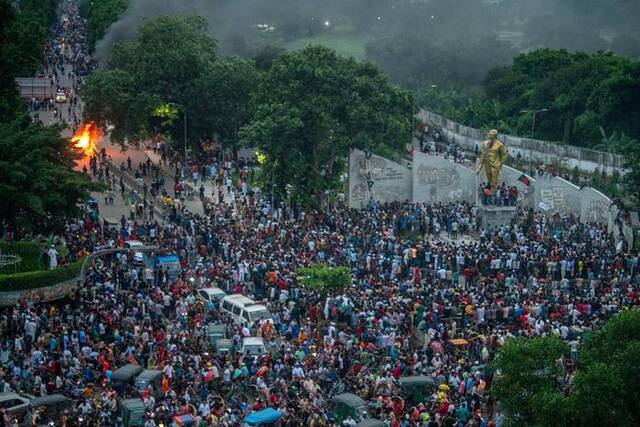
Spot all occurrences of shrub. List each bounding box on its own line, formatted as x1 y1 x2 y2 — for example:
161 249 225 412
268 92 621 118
0 241 45 273
0 258 84 291
296 263 351 294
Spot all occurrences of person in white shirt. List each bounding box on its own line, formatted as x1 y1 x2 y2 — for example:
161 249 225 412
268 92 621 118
48 245 58 270
292 364 305 379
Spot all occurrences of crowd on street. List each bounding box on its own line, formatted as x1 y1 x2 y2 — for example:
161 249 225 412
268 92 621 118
3 151 639 426
3 2 639 427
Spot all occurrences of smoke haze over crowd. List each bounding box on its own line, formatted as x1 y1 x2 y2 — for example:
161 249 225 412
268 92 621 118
96 0 640 86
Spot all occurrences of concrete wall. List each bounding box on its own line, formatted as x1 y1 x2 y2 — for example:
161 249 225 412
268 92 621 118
348 149 412 208
579 187 613 224
0 278 78 307
532 175 583 216
412 151 475 204
348 151 614 226
418 109 624 173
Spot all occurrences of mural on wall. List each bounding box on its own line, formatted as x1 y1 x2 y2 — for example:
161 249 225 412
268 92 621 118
412 151 475 204
349 150 613 225
579 188 612 224
533 176 582 216
348 149 412 208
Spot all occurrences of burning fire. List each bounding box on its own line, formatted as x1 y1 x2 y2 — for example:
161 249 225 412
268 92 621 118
71 121 101 157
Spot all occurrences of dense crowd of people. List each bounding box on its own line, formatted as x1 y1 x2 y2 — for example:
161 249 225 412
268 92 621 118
478 184 519 207
3 2 638 427
3 158 639 426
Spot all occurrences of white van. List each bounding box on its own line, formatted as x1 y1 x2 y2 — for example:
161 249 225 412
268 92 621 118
241 337 266 356
197 287 227 308
221 294 273 326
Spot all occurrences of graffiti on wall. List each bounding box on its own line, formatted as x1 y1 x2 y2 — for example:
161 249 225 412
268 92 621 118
349 150 411 207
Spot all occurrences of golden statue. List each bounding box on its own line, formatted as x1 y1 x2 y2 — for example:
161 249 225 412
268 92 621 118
476 129 508 188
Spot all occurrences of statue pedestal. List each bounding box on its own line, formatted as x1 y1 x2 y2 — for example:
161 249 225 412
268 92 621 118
479 205 517 229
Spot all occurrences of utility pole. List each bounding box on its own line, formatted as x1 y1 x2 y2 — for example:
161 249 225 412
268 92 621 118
521 108 548 175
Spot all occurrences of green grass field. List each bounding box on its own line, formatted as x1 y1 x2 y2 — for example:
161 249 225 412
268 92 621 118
283 33 370 59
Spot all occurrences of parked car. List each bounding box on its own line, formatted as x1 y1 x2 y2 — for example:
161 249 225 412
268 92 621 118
55 89 67 103
124 240 145 266
221 294 273 327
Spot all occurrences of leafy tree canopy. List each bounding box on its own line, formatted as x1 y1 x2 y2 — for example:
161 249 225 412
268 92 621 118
0 119 101 233
423 49 640 149
492 310 640 427
83 15 258 152
0 0 57 121
78 0 128 51
240 45 412 205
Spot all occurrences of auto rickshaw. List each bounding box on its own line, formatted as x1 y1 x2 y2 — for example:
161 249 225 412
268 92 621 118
243 408 283 426
329 393 369 423
398 376 436 406
135 369 163 399
112 364 144 395
119 398 145 427
215 338 235 355
30 394 72 425
207 324 227 346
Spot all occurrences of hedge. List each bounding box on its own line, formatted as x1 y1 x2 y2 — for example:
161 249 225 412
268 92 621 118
0 258 85 291
0 241 70 273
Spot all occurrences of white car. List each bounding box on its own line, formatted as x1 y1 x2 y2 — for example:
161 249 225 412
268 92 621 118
124 240 145 265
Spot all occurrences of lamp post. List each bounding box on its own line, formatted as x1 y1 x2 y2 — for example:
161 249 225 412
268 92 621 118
521 108 548 175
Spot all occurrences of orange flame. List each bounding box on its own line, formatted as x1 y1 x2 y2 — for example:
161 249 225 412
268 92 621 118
71 121 101 157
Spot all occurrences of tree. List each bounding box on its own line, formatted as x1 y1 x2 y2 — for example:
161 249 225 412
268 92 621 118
0 119 101 233
570 309 640 426
622 135 640 204
240 45 412 205
296 264 351 295
78 0 128 51
479 49 640 147
492 310 640 427
110 15 216 103
0 0 58 122
491 336 570 426
186 57 259 151
82 15 219 148
82 69 140 143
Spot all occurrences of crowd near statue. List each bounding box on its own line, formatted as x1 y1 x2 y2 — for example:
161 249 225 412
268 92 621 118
475 129 508 188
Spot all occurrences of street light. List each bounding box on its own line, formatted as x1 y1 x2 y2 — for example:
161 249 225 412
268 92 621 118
521 108 548 175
